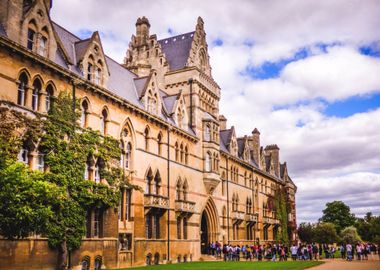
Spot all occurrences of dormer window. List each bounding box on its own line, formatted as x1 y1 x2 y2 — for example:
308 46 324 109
204 124 211 141
38 36 47 56
27 28 35 50
95 67 101 85
87 63 93 81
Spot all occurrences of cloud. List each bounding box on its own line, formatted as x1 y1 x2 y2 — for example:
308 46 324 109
50 0 380 222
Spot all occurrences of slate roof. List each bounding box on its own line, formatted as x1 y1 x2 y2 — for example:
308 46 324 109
158 31 194 71
162 93 179 115
220 129 233 150
133 76 149 98
75 39 91 63
237 138 245 157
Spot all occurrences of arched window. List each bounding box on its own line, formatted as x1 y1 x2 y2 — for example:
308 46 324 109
100 109 108 135
81 257 90 270
183 180 188 201
45 84 54 112
27 20 37 50
176 178 182 200
17 72 28 106
32 78 42 111
87 55 94 81
205 152 211 172
222 206 227 227
184 145 189 165
94 158 104 184
81 100 89 128
180 143 184 163
204 124 211 141
175 142 179 162
95 60 103 85
38 27 49 57
144 127 149 151
94 256 102 270
126 142 132 169
145 169 153 194
157 133 162 156
153 172 161 195
84 162 90 180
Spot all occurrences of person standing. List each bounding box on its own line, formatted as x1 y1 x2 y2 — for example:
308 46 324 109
291 244 298 261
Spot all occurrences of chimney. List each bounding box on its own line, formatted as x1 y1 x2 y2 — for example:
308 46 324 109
219 115 227 130
264 144 280 177
135 16 150 47
250 128 260 167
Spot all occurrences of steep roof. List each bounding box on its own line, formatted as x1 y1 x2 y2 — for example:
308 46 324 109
237 137 245 157
158 31 195 71
0 23 6 37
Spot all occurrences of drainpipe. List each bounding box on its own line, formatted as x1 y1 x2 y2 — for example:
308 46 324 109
166 126 171 262
71 80 76 124
188 78 193 130
226 157 230 244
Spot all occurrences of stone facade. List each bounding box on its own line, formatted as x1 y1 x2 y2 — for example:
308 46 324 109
0 1 297 269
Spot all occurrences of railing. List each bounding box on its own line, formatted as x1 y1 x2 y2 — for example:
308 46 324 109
144 194 169 209
175 200 196 212
263 217 280 225
245 213 258 223
231 211 245 220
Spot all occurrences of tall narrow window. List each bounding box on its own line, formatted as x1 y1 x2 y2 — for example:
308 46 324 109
125 189 131 221
18 148 29 165
87 63 93 81
45 85 54 112
154 215 160 239
154 172 161 195
183 180 188 201
38 36 47 56
81 100 89 128
205 152 211 172
144 128 149 151
93 209 101 237
17 73 28 106
125 143 132 169
84 162 90 180
100 109 108 136
32 79 41 111
36 153 44 172
176 179 182 201
185 146 189 165
183 218 188 239
94 164 100 183
157 133 162 156
27 28 35 50
177 217 182 239
204 125 211 141
180 143 184 163
175 142 179 162
95 67 101 85
146 214 152 239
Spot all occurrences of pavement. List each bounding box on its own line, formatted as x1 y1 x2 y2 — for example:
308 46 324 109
310 258 380 270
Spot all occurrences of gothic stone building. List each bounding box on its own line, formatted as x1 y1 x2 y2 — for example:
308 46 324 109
0 1 297 269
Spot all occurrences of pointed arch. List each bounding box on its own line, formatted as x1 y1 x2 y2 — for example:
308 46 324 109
144 125 150 151
176 177 183 200
145 167 154 194
200 197 220 253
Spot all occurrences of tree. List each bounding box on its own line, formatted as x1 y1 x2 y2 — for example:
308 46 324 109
275 187 289 245
356 212 380 243
313 222 339 244
0 93 135 270
297 222 314 243
320 201 355 233
340 226 362 244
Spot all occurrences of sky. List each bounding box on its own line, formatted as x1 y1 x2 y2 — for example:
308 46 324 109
51 0 380 223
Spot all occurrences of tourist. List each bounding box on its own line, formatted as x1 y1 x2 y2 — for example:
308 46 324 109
346 243 353 261
290 243 298 261
340 244 346 259
312 243 319 260
356 243 362 260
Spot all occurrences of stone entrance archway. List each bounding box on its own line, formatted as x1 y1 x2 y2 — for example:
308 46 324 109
200 198 219 254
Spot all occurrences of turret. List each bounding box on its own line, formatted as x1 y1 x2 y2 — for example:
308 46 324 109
249 128 261 167
135 16 150 47
219 115 227 130
264 144 280 177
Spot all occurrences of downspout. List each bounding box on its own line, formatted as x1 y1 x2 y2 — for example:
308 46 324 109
188 78 193 130
166 126 171 262
226 157 230 244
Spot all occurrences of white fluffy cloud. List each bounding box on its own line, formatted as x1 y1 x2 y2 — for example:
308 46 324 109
51 0 380 222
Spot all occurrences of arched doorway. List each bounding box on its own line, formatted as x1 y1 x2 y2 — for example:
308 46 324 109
200 198 219 254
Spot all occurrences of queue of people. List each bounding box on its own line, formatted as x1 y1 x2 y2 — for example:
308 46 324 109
205 241 380 262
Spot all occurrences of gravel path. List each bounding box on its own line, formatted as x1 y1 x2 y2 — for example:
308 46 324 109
310 258 380 270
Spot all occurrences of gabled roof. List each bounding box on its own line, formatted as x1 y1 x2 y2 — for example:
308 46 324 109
133 76 149 98
237 137 245 158
75 38 91 62
162 92 180 115
158 31 195 71
220 128 233 150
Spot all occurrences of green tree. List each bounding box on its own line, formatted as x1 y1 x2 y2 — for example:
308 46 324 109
356 212 380 243
320 201 355 233
0 93 135 270
275 187 289 245
313 222 339 244
340 226 362 244
297 222 314 243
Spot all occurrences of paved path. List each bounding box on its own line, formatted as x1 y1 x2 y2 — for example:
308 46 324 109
311 259 380 270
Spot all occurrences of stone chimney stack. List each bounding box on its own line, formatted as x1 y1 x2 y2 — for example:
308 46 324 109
219 115 227 130
135 16 150 47
0 0 23 42
250 128 261 167
265 144 280 177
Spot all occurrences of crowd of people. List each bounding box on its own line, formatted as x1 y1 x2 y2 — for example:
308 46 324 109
205 241 380 262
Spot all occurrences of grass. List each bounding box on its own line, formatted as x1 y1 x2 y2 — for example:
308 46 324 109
116 261 324 270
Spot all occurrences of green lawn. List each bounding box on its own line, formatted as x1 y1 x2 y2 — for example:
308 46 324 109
117 261 324 270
